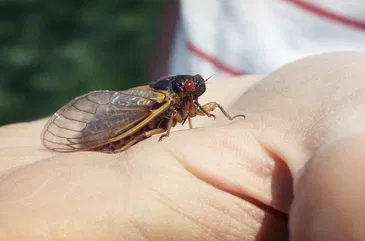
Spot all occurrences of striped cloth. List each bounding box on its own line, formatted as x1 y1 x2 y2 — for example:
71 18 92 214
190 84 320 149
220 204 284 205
168 0 365 77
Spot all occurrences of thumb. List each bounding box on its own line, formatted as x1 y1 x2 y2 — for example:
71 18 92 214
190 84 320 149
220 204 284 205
290 136 365 241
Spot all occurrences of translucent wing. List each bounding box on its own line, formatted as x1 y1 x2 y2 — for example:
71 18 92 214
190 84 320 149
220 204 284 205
41 87 166 152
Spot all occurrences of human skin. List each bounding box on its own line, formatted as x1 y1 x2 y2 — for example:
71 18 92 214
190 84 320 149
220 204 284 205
1 51 365 240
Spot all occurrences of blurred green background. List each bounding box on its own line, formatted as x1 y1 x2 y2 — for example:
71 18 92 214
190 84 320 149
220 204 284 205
0 0 164 126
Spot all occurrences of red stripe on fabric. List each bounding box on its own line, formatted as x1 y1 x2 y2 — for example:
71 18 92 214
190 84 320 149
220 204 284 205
186 41 246 76
285 0 365 31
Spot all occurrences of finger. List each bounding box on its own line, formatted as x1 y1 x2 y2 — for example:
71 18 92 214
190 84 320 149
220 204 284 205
290 136 365 241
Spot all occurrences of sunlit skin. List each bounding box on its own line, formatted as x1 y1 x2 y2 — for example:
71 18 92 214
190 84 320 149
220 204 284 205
1 51 365 240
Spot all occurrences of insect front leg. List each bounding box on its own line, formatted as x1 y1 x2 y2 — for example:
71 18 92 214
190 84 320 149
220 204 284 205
194 101 217 119
113 128 166 153
195 101 245 120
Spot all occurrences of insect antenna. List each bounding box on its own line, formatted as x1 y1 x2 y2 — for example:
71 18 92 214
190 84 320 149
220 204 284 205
205 74 215 83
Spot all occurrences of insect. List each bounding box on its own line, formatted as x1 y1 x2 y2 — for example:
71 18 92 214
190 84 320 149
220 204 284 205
41 74 245 153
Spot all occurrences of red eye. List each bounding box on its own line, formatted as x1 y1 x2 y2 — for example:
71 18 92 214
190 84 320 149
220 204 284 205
184 79 195 92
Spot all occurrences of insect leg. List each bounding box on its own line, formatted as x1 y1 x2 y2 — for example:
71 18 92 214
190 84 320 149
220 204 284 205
113 128 166 153
158 112 175 141
195 101 246 120
215 103 246 120
188 117 193 129
195 102 216 116
181 117 193 129
194 101 216 119
181 116 193 129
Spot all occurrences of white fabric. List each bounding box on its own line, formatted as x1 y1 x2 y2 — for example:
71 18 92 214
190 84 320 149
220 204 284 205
168 0 365 78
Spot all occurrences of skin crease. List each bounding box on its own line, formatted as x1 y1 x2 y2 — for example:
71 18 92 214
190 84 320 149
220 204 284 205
0 51 365 240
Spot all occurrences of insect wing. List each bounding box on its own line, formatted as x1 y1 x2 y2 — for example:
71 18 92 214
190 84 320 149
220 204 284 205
41 88 166 152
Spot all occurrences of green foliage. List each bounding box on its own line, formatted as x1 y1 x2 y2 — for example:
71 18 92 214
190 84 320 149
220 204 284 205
0 0 163 125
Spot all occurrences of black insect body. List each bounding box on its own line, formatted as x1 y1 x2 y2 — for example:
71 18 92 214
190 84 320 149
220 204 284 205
41 74 245 153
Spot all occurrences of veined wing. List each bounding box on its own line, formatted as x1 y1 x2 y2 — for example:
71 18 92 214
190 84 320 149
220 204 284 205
41 87 166 152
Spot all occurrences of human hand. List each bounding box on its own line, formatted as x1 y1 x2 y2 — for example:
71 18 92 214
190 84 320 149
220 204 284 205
1 51 365 241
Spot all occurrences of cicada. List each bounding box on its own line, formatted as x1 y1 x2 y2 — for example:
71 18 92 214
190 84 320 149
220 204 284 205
41 74 245 153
